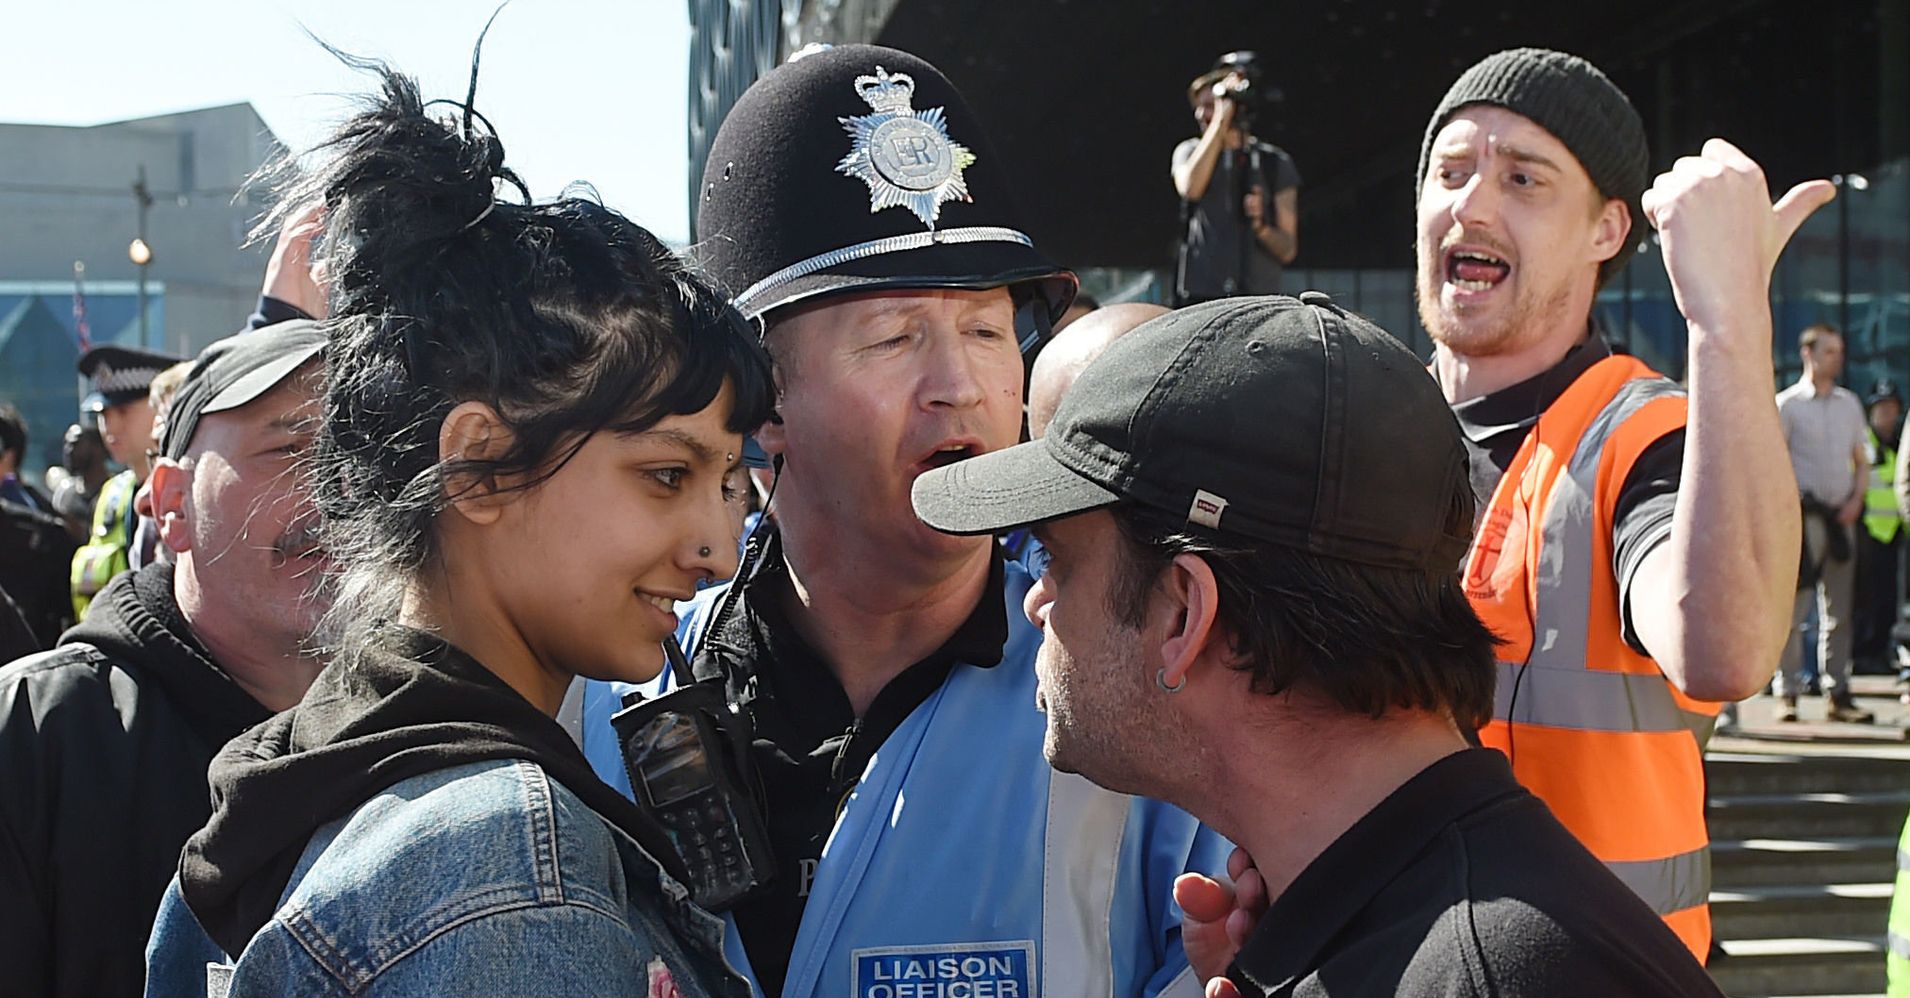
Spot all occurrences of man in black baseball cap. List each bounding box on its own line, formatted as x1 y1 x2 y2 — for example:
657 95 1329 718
580 43 1228 998
0 321 328 996
913 294 1722 997
157 320 326 462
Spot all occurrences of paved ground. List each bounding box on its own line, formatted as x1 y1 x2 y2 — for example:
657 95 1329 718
1713 675 1910 759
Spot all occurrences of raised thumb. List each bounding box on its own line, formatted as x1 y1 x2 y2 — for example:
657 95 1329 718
1773 180 1838 248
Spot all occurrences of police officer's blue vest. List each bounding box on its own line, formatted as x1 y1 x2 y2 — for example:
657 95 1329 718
582 561 1227 998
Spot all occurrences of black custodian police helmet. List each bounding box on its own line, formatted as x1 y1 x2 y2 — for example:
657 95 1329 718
693 44 1076 338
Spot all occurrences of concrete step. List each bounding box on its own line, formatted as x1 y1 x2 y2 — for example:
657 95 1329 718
1709 752 1910 797
1711 836 1900 888
1709 882 1894 939
1708 789 1910 842
1709 936 1887 997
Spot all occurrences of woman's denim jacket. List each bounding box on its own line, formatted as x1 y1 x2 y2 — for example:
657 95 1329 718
146 758 751 997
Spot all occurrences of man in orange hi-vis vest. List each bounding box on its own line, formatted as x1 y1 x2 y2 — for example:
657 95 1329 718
1412 48 1830 961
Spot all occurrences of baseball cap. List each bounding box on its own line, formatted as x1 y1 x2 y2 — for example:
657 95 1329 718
159 320 328 461
911 294 1474 572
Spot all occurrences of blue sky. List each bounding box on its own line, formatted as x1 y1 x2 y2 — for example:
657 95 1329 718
0 0 693 243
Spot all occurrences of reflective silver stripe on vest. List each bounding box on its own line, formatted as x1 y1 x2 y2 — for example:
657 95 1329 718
1683 706 1717 752
1890 931 1910 960
1495 660 1693 733
1605 845 1711 916
1507 374 1692 738
1040 769 1128 997
1495 657 1715 740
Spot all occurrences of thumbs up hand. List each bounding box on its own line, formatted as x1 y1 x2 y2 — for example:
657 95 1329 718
1642 139 1835 335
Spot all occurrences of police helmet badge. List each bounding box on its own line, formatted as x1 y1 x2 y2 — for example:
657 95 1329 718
835 67 977 228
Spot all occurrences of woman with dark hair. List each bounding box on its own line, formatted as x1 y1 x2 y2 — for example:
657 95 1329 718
144 61 770 997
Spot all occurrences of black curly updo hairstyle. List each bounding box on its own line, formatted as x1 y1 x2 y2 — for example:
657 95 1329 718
270 52 772 657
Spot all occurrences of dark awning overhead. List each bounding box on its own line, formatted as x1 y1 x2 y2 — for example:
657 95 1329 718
864 0 1892 270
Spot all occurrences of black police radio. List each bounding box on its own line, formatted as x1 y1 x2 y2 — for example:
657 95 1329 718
612 637 774 912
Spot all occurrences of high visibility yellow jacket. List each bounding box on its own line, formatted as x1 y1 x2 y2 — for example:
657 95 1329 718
70 468 137 619
1866 427 1900 544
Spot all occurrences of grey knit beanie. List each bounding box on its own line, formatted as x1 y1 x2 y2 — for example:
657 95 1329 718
1417 48 1650 285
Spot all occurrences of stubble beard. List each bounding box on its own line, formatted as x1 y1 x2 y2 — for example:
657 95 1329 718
1041 645 1173 799
1416 258 1573 359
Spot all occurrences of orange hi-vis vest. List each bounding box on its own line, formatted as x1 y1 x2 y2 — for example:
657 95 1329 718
1464 354 1717 961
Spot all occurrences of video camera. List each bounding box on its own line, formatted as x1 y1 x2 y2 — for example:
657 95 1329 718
1207 51 1280 128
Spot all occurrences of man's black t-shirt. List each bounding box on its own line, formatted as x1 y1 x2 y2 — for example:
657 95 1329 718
1225 749 1722 997
686 531 1007 995
1174 136 1300 298
1442 334 1683 653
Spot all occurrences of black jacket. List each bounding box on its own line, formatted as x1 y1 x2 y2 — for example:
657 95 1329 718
0 563 269 998
0 496 77 650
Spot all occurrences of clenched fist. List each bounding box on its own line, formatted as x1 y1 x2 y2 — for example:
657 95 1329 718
1641 139 1835 334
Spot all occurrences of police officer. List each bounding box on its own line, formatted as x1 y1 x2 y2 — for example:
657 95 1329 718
582 44 1228 998
1856 381 1904 678
70 344 182 617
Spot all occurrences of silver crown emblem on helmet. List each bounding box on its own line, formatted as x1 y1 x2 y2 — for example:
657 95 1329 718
835 66 977 228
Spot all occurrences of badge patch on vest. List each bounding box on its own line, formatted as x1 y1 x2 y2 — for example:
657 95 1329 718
836 66 977 228
852 941 1035 998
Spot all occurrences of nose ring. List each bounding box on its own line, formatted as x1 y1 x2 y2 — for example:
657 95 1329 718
698 545 712 558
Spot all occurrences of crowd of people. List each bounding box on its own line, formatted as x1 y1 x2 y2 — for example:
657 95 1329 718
0 35 1882 998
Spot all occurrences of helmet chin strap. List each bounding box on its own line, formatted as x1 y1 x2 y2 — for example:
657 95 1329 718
1016 294 1055 357
702 452 784 649
1017 293 1056 396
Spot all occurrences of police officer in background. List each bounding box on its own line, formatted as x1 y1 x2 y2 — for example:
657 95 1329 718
582 44 1229 998
70 344 182 618
1858 381 1905 676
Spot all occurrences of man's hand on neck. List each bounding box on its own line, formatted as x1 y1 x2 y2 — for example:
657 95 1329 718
778 530 996 717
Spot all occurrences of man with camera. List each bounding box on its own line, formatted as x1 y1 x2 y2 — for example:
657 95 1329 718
1172 52 1300 304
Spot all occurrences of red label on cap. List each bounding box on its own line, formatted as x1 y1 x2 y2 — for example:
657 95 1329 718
1188 490 1228 529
